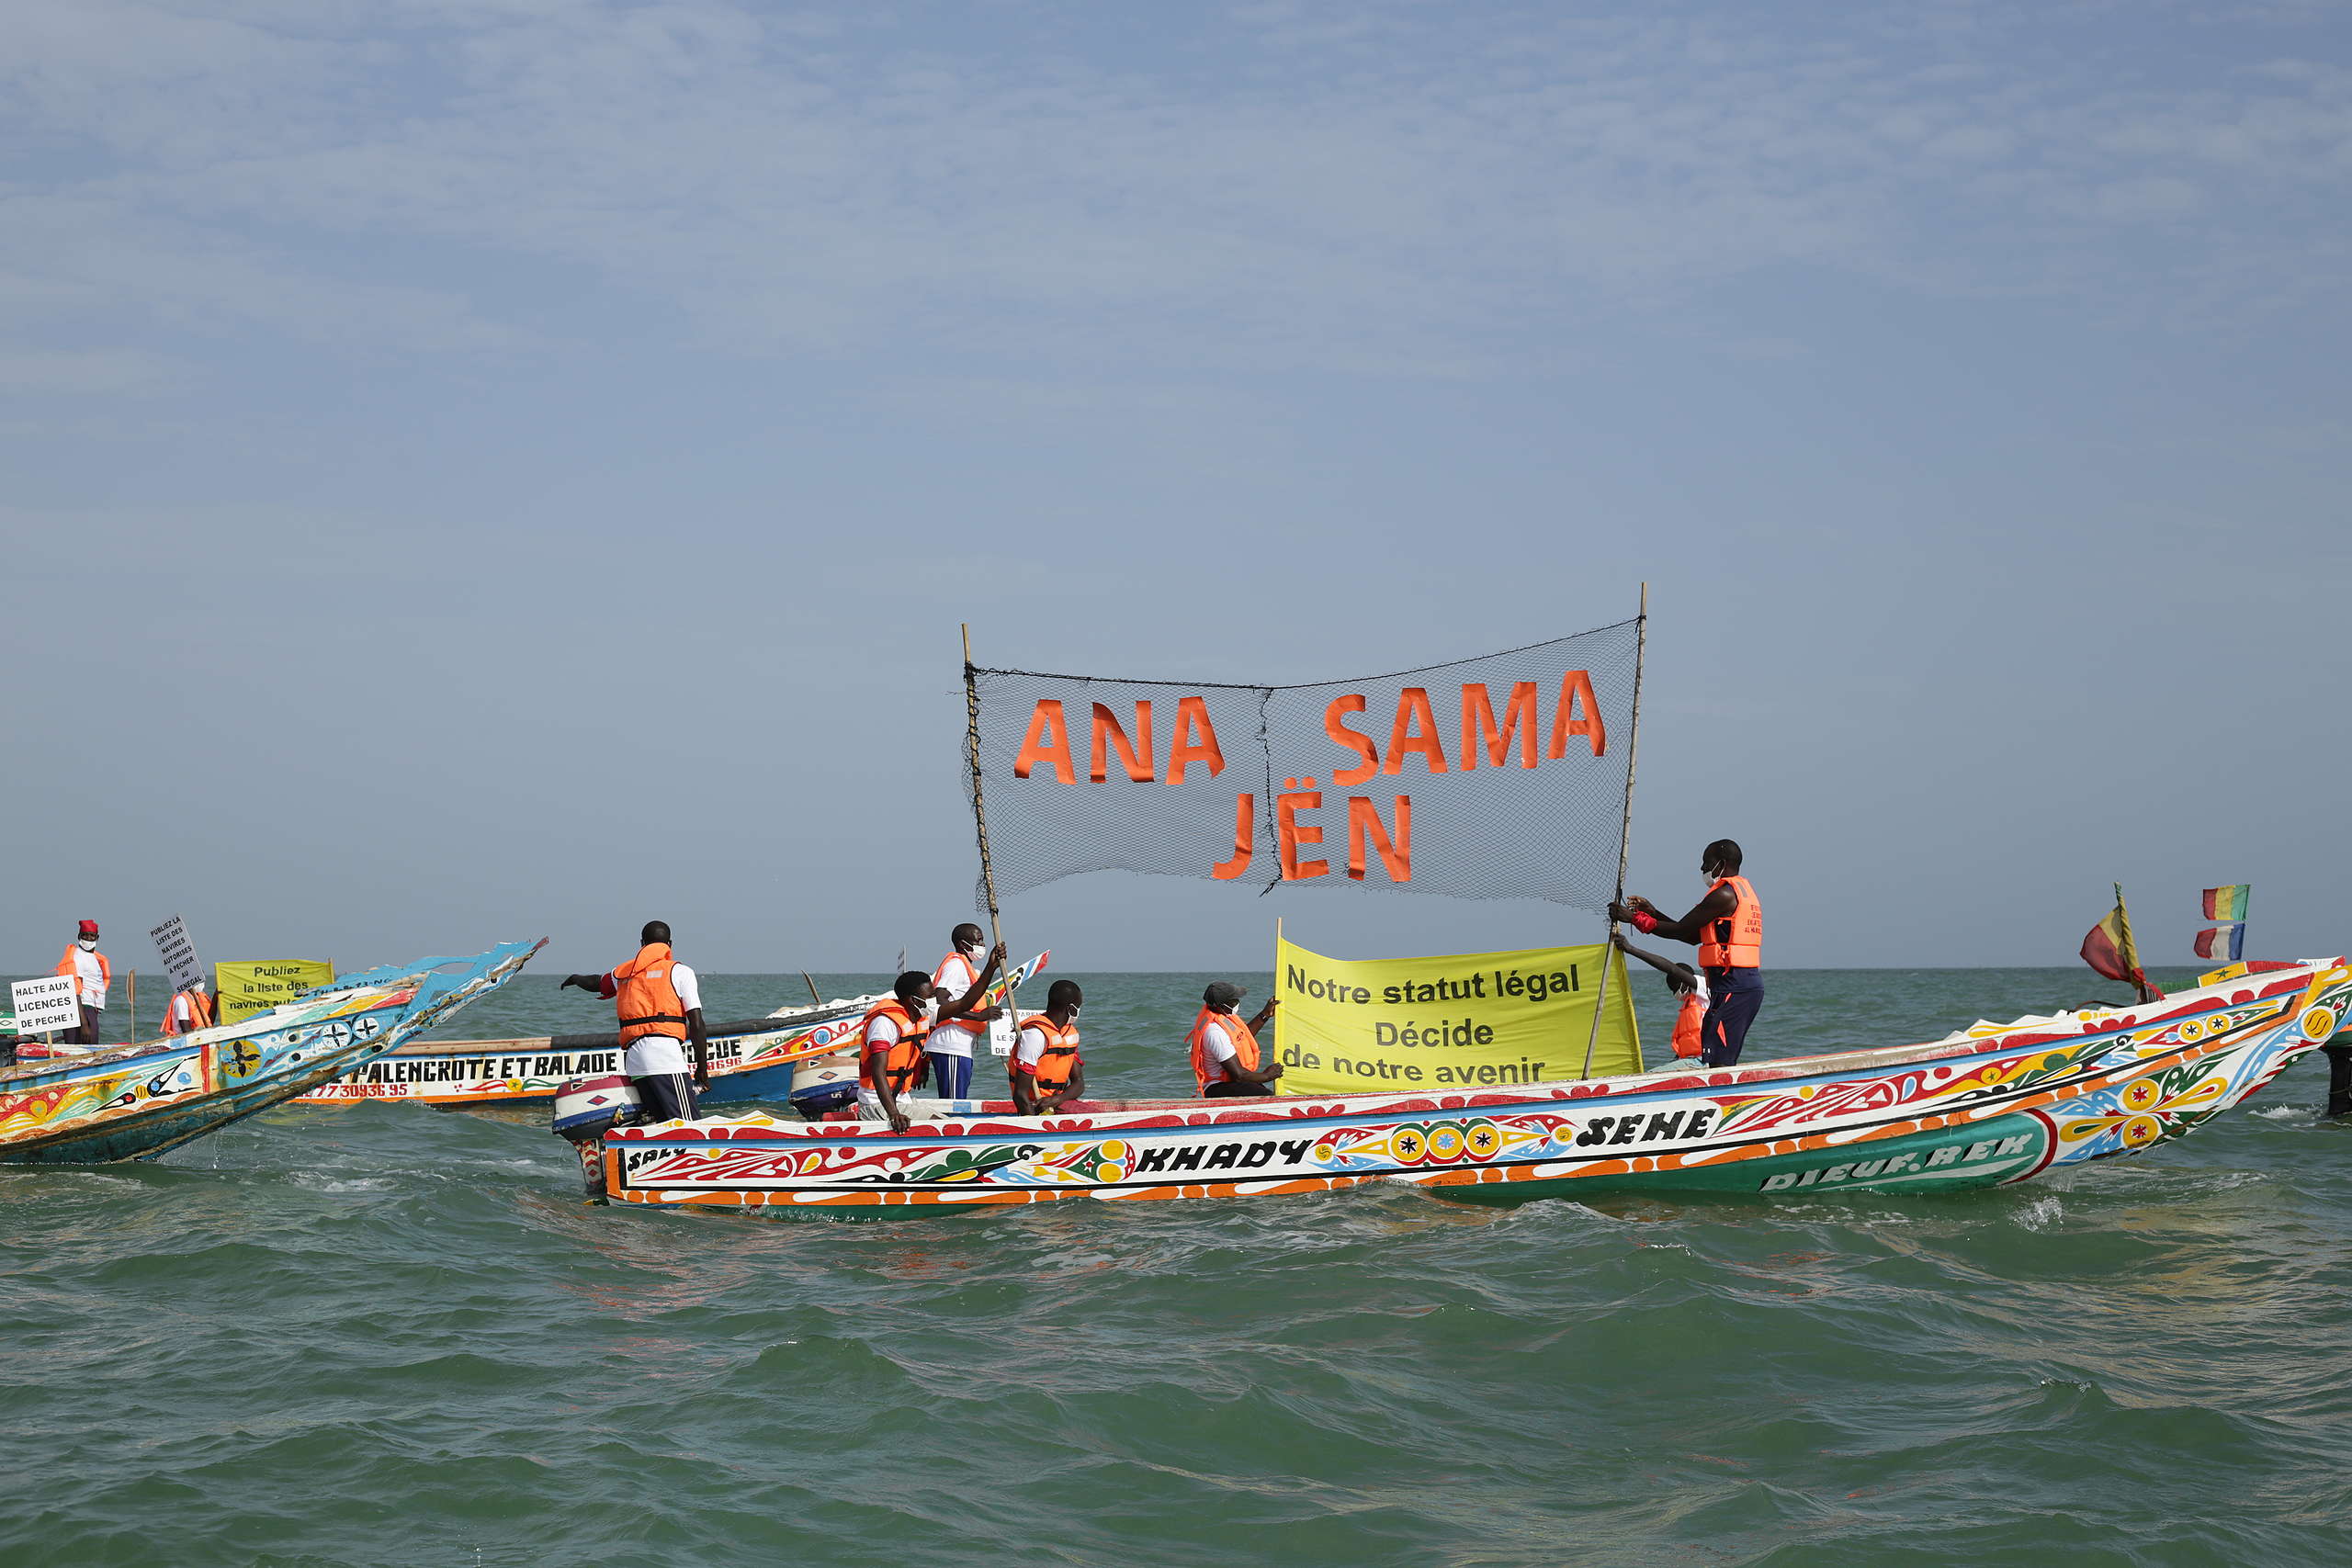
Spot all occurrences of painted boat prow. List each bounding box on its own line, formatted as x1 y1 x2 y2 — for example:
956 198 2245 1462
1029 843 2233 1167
572 957 2352 1213
1 940 545 1164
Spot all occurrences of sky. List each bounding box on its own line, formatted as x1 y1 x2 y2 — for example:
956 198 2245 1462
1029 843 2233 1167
4 0 2348 980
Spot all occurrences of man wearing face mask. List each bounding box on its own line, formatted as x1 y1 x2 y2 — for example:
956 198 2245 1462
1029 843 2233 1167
925 922 1006 1101
1010 979 1085 1115
53 920 112 1046
1610 839 1762 1068
1188 982 1283 1098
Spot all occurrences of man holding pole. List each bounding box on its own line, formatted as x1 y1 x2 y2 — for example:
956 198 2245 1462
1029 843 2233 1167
927 921 1006 1100
1611 839 1762 1068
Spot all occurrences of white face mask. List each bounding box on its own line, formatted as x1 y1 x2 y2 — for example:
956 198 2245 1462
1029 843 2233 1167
958 938 982 957
77 937 97 951
1068 1004 1081 1021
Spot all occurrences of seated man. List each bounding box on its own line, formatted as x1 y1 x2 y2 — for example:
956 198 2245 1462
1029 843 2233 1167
856 945 1004 1134
1188 982 1283 1098
1010 980 1084 1116
1612 932 1707 1066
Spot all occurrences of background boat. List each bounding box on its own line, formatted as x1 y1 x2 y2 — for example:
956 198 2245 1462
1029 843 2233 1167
0 941 542 1164
289 992 883 1113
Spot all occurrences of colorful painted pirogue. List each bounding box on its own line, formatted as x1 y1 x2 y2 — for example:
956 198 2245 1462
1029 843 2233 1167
291 996 884 1115
563 957 2347 1213
299 953 1049 1115
0 941 542 1164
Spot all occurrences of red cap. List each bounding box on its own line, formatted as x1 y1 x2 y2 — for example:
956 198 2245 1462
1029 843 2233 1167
77 919 98 937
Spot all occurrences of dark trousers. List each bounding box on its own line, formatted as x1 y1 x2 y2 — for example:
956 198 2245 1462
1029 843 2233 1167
631 1073 700 1124
1204 1080 1274 1099
2324 1043 2352 1120
1701 968 1764 1067
928 1052 974 1099
73 1005 104 1046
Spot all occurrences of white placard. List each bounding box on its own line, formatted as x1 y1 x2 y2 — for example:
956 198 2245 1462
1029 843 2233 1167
988 1015 1016 1057
10 976 81 1036
150 914 205 995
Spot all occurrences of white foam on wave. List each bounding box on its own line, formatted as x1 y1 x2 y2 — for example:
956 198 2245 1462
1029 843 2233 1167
2252 1105 2310 1122
2014 1196 2064 1230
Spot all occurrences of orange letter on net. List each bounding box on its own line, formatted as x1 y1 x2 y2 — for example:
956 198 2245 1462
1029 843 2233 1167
1324 694 1380 788
1166 696 1226 784
1462 682 1540 770
1212 793 1255 879
1014 700 1077 783
1546 670 1607 759
1383 687 1450 775
1347 795 1412 883
1277 786 1329 880
1090 701 1156 783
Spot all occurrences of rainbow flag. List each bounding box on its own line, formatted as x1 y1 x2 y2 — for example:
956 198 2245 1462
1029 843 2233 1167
2201 885 2250 922
2193 925 2245 962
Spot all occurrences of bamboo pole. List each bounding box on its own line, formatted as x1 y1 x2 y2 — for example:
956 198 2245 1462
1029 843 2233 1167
962 625 1016 1039
127 969 136 1043
1581 583 1648 1079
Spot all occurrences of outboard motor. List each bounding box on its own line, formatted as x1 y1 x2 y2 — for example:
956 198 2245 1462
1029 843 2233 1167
552 1074 639 1200
2324 1037 2352 1120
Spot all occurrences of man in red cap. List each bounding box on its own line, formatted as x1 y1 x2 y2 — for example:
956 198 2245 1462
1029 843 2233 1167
54 920 113 1045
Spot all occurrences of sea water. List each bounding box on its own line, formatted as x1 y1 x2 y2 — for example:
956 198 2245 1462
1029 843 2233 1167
4 967 2347 1568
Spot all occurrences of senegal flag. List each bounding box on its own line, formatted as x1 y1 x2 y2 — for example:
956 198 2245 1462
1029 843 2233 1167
2081 884 2164 1000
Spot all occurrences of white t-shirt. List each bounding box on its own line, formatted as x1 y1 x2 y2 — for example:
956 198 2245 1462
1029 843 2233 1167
168 992 198 1028
1197 1018 1240 1081
620 962 700 1078
1013 1022 1051 1071
70 947 108 1010
928 952 983 1055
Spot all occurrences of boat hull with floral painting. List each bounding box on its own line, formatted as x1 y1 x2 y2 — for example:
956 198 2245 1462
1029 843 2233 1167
560 958 2348 1213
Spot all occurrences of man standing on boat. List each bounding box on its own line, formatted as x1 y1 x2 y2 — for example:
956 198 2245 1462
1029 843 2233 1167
859 946 1005 1132
926 922 1006 1101
1611 839 1763 1068
1010 980 1085 1115
53 919 111 1045
1189 983 1283 1098
559 921 709 1124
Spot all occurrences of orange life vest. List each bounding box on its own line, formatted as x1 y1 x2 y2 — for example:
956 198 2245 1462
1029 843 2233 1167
1188 1007 1261 1094
54 946 111 1001
612 943 690 1046
860 998 932 1096
1696 875 1761 969
1671 988 1705 1058
162 987 215 1038
1012 1013 1082 1093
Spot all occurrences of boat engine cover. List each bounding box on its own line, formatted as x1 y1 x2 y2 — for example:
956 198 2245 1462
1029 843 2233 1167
553 1074 639 1140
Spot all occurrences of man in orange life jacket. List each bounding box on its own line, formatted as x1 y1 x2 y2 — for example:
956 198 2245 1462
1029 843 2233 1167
927 922 1007 1100
1611 839 1763 1068
560 920 709 1124
54 919 111 1045
1611 932 1708 1065
1010 979 1085 1115
1189 982 1283 1098
161 978 215 1038
858 944 1006 1133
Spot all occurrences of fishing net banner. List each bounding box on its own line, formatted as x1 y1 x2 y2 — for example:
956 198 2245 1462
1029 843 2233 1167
966 619 1641 909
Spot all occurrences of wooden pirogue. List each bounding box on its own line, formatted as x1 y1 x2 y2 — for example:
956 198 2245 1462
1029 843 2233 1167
1 941 542 1165
559 958 2348 1213
290 995 884 1116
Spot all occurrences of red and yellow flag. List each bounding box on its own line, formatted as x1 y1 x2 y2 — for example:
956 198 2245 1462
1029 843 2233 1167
2080 885 2163 999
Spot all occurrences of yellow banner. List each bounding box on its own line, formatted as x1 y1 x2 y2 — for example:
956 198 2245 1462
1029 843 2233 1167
1273 936 1641 1096
213 959 336 1025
